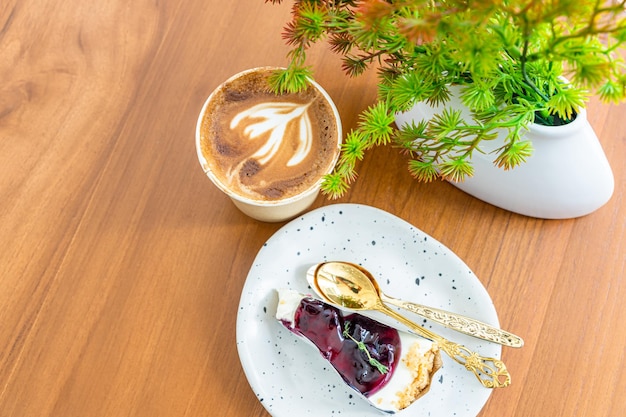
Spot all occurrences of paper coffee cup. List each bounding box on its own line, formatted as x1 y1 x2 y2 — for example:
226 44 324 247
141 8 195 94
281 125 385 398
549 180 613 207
196 67 342 222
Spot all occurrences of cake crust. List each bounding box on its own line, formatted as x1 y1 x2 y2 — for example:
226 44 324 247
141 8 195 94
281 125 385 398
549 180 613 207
393 341 443 410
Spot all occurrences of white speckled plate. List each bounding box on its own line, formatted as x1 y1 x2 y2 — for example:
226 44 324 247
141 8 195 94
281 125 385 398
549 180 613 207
236 203 500 416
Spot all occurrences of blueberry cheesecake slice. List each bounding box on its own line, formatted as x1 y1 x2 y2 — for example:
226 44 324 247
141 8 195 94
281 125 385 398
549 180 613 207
276 289 442 413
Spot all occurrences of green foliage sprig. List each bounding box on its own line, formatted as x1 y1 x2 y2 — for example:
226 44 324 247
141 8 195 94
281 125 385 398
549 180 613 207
342 321 389 374
265 0 626 198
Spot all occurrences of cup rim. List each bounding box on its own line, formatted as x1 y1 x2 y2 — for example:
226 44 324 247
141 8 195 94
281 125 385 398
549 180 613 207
195 66 343 207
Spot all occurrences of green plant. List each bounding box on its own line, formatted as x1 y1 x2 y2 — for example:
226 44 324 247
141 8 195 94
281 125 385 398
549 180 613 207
265 0 626 198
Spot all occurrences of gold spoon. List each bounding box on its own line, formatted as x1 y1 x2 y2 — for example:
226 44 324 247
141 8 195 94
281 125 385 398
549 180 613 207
307 262 511 388
308 261 523 348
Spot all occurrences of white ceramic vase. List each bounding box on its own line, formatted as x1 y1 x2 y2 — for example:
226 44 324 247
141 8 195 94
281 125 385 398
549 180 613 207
395 90 615 219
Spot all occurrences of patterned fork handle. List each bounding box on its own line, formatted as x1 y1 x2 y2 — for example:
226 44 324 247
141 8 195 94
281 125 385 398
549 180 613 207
377 300 512 388
380 292 524 348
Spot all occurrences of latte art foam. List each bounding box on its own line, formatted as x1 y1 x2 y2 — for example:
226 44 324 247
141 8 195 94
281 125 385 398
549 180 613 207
230 101 313 167
198 69 339 201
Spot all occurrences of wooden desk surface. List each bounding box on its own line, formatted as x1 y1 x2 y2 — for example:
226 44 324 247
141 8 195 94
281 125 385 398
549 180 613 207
1 1 624 416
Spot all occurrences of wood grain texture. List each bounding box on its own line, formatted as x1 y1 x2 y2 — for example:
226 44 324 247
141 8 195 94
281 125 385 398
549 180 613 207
1 1 624 416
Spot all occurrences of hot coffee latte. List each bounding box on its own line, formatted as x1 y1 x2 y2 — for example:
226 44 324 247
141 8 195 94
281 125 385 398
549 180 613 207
197 67 340 202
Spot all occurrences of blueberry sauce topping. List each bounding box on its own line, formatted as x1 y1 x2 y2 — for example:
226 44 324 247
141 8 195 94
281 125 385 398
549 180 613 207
285 297 401 396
